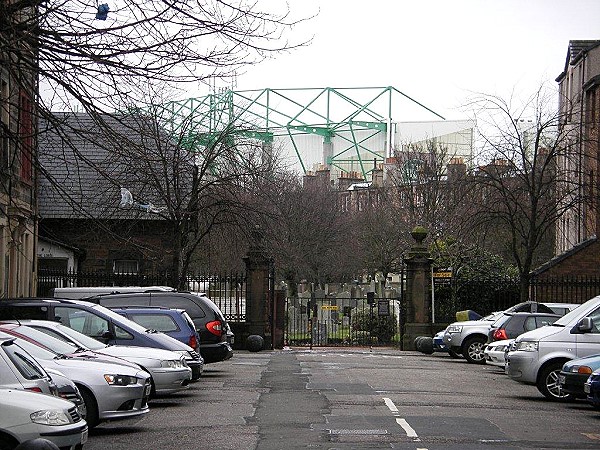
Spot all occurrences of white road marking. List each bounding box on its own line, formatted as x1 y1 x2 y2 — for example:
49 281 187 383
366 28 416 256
384 397 399 414
396 418 419 439
383 398 421 442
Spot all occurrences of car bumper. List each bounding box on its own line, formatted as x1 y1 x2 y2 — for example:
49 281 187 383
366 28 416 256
506 351 538 384
97 376 152 422
558 371 589 398
485 350 506 368
442 332 462 350
200 342 233 364
13 422 87 450
151 367 192 395
585 377 600 407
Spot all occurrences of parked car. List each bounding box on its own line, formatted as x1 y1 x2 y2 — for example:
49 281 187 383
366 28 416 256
0 330 151 428
487 312 561 342
45 368 87 419
484 339 514 368
507 295 600 400
10 319 195 395
52 286 175 298
86 291 233 363
0 298 204 379
558 354 600 399
585 369 600 409
0 388 87 450
109 306 200 353
0 337 57 396
442 301 557 364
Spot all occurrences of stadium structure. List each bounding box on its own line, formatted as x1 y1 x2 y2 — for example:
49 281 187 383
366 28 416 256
152 86 475 183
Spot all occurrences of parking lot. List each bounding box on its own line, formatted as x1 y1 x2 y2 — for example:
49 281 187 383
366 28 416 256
84 348 600 450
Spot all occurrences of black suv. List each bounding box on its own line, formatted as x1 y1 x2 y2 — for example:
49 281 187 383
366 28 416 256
86 291 233 364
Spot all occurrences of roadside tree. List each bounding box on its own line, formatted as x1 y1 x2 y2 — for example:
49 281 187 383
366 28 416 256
464 87 583 301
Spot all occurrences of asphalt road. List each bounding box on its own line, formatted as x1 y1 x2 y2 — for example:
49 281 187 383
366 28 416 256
84 348 600 449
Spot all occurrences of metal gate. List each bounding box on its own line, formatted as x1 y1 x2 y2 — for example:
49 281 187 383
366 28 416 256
284 296 406 347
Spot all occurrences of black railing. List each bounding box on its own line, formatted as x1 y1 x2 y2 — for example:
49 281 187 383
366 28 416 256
37 269 247 322
529 275 600 304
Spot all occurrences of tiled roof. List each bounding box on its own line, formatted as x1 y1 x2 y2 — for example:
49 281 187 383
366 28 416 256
531 235 598 276
38 112 186 220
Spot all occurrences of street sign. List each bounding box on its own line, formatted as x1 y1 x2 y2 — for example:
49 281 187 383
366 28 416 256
321 305 339 311
377 300 390 316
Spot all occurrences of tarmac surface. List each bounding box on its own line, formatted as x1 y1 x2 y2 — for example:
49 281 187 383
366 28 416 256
85 347 600 449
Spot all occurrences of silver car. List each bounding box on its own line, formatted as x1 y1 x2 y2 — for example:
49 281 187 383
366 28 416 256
0 331 151 429
14 320 193 396
0 337 56 395
0 388 87 450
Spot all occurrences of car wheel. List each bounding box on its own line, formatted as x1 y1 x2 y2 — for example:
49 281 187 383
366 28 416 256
79 386 100 428
448 348 462 359
462 336 487 364
536 362 573 401
0 434 18 450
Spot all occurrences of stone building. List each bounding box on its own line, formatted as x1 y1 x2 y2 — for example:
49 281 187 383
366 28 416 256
0 8 38 297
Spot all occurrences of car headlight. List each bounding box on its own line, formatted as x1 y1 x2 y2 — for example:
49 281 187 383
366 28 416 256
516 341 539 352
446 325 463 333
104 374 138 386
569 365 593 375
161 359 185 369
30 410 72 425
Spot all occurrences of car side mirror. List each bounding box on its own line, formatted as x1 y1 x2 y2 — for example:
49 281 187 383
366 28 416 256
577 317 593 333
97 330 114 343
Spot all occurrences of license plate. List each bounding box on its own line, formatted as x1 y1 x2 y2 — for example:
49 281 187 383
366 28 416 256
558 374 565 385
584 383 591 394
81 428 88 445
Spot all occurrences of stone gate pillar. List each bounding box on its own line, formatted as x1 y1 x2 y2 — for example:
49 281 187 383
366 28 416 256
243 226 274 350
403 226 434 349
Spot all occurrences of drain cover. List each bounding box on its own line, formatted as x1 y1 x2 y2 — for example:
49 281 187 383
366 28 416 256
328 429 388 435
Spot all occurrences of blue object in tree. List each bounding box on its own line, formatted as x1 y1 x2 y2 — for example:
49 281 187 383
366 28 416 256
96 3 109 20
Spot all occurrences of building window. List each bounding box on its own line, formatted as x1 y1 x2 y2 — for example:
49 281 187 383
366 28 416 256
1 76 9 168
113 259 139 275
18 91 32 182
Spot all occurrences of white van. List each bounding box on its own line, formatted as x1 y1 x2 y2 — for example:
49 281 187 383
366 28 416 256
51 286 175 299
507 297 600 400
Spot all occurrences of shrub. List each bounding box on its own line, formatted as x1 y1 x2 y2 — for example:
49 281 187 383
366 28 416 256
351 308 397 344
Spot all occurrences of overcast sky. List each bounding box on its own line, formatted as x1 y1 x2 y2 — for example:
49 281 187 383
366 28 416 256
233 0 600 120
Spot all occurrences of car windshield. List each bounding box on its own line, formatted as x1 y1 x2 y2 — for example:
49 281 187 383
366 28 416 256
553 300 589 326
33 323 106 351
491 313 511 327
0 332 58 360
10 326 79 355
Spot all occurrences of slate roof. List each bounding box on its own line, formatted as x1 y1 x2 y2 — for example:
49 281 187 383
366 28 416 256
556 40 600 82
38 112 189 220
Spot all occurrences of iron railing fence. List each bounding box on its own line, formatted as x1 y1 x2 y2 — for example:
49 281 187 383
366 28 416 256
285 296 406 348
529 276 600 305
37 269 247 322
433 278 521 324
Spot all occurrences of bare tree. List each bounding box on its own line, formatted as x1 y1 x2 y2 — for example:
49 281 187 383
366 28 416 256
38 106 278 288
256 172 358 291
2 0 311 115
463 87 583 301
